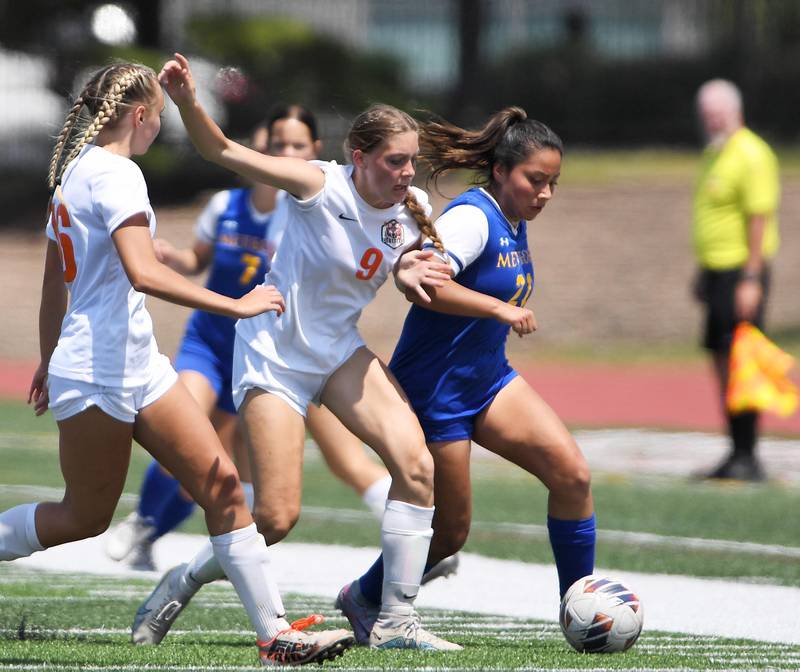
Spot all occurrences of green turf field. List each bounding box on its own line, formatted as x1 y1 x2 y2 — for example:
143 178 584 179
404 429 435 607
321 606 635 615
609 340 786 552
2 566 799 670
0 568 800 670
2 400 798 587
2 398 800 669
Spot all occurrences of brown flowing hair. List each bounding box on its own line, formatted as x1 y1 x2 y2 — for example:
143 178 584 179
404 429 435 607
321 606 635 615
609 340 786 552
419 106 563 193
345 104 446 255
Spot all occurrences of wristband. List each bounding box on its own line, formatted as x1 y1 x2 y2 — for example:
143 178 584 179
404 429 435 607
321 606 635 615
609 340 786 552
740 270 761 282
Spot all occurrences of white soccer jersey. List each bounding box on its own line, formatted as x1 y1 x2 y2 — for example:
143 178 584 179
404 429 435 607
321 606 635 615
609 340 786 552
235 160 428 376
46 144 159 387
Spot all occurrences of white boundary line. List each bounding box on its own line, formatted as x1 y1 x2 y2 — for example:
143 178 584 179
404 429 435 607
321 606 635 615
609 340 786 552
302 505 800 559
11 532 800 645
4 488 799 560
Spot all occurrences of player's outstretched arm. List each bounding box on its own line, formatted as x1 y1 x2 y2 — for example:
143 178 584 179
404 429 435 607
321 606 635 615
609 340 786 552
153 238 213 276
113 215 284 318
159 53 323 200
410 278 537 337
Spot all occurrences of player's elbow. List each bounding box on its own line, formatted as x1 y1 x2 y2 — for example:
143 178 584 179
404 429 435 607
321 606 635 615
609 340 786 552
126 264 160 295
205 139 237 166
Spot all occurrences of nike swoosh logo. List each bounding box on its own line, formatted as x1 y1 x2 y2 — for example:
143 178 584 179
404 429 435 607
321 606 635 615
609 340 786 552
402 592 418 600
338 213 358 222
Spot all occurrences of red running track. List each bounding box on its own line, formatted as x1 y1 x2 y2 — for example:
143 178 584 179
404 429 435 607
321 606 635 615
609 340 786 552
3 359 799 436
518 362 800 436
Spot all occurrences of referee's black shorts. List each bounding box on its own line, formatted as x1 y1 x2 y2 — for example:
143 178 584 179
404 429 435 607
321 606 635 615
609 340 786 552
696 266 770 353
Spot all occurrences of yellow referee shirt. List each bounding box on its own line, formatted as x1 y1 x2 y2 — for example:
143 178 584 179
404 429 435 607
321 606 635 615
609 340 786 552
693 127 780 270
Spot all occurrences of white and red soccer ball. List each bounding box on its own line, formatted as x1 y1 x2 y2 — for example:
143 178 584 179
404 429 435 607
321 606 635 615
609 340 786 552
559 575 643 653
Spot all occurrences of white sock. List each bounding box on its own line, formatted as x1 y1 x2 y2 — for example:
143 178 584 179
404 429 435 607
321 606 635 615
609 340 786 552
211 522 289 640
184 540 224 585
184 482 256 586
380 499 433 613
362 474 392 520
0 503 44 561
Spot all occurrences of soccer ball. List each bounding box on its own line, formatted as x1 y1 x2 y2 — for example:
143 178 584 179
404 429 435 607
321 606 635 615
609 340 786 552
559 575 643 653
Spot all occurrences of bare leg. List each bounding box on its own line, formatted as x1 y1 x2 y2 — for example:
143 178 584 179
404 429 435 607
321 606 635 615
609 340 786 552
474 376 594 597
36 407 134 548
239 389 306 544
425 440 472 565
320 348 432 507
134 380 250 535
307 403 389 495
474 376 592 519
323 348 444 640
132 380 290 644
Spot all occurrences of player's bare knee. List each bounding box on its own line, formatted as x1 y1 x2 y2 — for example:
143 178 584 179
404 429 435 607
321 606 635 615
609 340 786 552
216 463 243 497
568 457 592 499
393 446 434 502
550 456 592 503
436 523 470 557
203 464 246 510
69 508 114 540
252 506 299 545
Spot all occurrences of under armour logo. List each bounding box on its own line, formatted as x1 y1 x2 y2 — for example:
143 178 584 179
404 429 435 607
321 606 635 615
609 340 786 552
499 237 510 247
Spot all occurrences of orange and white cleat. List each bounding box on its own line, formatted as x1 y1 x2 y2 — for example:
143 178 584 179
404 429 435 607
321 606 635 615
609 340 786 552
257 614 355 666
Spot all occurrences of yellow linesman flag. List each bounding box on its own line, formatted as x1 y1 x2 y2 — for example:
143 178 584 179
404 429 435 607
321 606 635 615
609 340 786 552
727 322 798 418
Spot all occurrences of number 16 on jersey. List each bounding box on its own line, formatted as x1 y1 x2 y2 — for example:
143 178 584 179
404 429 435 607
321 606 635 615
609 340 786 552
50 187 77 282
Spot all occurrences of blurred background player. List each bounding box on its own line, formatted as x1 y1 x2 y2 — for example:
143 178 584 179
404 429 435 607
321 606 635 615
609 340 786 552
0 61 354 666
338 108 596 645
692 79 781 482
105 104 395 570
133 53 459 652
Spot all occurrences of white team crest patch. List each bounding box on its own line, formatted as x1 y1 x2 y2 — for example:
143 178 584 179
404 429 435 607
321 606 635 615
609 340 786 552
381 219 404 249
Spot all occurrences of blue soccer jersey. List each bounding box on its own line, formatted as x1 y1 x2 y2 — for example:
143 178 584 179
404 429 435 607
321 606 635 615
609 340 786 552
389 187 534 441
181 188 279 368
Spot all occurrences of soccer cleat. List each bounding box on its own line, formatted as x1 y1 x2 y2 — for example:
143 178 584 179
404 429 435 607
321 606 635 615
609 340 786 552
421 553 460 585
258 614 355 666
369 610 462 651
131 563 199 645
700 454 766 482
105 511 155 562
334 580 379 646
126 540 156 571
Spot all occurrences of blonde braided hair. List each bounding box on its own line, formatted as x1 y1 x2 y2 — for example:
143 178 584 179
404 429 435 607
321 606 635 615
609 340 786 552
346 104 446 255
47 62 159 191
403 190 445 256
47 96 88 193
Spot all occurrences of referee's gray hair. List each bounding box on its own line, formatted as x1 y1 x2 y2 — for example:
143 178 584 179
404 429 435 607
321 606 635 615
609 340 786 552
696 79 743 114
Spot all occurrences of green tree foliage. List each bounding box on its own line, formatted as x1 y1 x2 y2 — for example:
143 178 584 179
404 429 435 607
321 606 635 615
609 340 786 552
186 14 414 134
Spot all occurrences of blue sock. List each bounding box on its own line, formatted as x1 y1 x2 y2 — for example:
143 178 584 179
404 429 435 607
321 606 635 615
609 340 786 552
153 489 196 540
358 555 438 606
137 461 179 526
547 513 596 599
358 556 384 605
